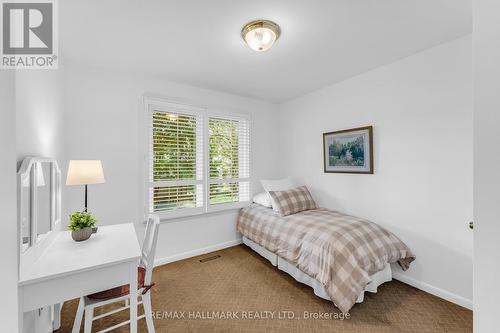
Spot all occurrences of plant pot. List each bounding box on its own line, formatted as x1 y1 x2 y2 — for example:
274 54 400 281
71 227 93 242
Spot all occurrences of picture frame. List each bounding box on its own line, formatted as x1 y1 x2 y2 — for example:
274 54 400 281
323 126 373 174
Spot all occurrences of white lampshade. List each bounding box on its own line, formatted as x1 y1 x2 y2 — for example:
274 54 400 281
66 160 105 185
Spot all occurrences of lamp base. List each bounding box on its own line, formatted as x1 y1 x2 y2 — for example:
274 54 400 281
84 184 88 212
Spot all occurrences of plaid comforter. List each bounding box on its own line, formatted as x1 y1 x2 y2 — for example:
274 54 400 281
237 204 415 313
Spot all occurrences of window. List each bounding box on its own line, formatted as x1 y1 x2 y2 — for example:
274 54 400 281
148 104 204 218
208 116 250 208
145 98 250 219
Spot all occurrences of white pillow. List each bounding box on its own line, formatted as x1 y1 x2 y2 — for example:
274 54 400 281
260 178 295 211
252 192 272 208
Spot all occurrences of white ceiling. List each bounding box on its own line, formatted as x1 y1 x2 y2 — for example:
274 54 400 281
60 0 471 103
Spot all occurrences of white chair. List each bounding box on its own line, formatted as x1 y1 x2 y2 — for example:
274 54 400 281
72 215 160 333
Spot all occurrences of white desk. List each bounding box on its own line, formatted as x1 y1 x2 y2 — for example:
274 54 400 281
19 223 141 332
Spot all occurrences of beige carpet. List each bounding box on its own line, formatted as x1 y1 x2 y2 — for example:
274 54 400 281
56 245 472 333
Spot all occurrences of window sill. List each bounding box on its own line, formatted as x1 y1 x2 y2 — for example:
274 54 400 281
146 201 250 224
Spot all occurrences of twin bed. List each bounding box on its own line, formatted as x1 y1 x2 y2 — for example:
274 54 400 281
237 187 415 313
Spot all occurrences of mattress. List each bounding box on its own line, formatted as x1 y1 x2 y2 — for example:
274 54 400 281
242 236 392 303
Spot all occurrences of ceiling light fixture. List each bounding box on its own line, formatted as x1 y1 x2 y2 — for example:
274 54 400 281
241 20 281 52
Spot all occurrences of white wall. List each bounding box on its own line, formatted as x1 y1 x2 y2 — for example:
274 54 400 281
16 70 66 164
278 36 473 308
15 69 66 332
0 72 19 332
64 63 281 262
473 1 500 331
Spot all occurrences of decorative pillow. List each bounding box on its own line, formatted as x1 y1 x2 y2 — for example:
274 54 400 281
260 178 295 211
268 186 317 216
252 192 272 208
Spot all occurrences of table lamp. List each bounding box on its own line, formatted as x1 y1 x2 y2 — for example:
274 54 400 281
66 160 105 212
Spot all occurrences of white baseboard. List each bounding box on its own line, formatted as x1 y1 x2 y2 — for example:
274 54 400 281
392 272 472 310
154 239 243 267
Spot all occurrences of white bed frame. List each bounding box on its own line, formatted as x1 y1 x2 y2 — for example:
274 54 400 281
242 236 392 304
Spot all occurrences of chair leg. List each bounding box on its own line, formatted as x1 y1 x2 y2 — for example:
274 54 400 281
84 305 93 333
72 298 84 333
142 292 155 333
53 303 62 330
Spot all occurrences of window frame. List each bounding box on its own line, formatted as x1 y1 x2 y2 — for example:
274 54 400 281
205 111 251 213
142 96 251 221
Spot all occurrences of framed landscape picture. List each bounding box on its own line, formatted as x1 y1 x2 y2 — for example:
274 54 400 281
323 126 373 174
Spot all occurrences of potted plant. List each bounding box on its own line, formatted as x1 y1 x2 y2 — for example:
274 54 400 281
69 211 97 241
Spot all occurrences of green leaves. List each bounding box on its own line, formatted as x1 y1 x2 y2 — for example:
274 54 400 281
150 111 247 210
152 112 197 181
152 111 198 210
209 118 239 179
209 118 240 204
68 211 97 231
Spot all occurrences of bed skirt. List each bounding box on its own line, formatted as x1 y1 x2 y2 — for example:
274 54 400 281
242 236 392 304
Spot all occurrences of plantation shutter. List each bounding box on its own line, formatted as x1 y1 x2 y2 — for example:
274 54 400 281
207 115 250 209
147 103 204 218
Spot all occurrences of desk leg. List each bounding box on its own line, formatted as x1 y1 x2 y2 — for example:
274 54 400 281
129 262 138 333
18 287 24 333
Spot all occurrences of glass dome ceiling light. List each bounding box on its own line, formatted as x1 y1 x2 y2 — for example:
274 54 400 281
241 20 281 52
